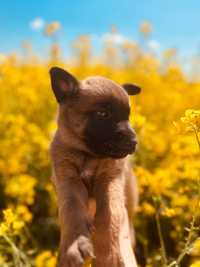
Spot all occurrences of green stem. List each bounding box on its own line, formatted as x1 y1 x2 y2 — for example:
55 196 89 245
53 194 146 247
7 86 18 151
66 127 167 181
176 216 195 266
2 234 32 267
2 234 21 266
155 209 168 267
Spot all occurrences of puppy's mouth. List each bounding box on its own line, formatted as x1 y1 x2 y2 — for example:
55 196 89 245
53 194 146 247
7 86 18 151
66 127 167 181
103 141 137 158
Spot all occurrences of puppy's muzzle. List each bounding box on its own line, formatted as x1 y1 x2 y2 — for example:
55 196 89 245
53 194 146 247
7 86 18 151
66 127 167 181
115 121 137 154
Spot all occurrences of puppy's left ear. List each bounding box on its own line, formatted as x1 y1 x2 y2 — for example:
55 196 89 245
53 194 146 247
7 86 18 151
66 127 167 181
122 83 141 95
49 67 79 103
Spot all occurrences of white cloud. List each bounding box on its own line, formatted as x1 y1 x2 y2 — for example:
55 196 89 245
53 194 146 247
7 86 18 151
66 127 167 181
101 33 129 45
30 17 45 30
147 40 160 51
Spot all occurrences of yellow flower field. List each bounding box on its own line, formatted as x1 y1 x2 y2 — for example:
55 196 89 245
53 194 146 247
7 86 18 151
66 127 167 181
0 29 200 267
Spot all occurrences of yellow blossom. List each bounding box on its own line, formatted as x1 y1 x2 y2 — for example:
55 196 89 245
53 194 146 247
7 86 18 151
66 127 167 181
16 205 32 222
0 223 9 236
161 208 176 217
12 221 25 231
5 175 37 205
35 251 57 267
140 203 155 215
181 109 200 132
139 21 153 36
190 260 200 267
3 209 15 224
190 239 200 256
44 22 61 36
0 208 26 235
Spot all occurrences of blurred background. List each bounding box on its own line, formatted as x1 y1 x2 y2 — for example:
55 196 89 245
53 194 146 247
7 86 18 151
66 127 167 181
1 1 200 267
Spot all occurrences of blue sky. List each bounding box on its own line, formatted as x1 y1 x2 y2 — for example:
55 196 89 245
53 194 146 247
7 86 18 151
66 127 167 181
1 0 200 57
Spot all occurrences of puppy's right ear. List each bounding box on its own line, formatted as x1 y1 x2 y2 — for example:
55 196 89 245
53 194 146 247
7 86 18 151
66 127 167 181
122 83 141 95
49 67 79 103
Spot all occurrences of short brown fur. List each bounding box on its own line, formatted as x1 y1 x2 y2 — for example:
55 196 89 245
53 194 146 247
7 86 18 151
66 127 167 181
49 67 140 267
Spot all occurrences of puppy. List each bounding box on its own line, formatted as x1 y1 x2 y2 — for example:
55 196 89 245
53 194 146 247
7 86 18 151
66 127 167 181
49 67 141 267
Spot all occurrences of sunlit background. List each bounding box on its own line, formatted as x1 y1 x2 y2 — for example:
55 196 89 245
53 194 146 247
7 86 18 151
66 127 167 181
1 0 200 74
1 1 200 267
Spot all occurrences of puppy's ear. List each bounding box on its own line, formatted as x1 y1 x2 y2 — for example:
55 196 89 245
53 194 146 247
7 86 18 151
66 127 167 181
122 83 141 95
49 67 79 103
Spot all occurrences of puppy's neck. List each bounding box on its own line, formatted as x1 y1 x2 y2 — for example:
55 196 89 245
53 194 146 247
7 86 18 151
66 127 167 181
54 128 124 164
56 126 93 156
53 128 126 179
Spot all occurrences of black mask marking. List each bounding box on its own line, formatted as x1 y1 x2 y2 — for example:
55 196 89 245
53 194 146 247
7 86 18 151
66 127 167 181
84 98 137 158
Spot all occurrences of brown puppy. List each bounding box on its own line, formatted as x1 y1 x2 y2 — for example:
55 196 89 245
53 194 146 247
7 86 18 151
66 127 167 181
49 67 141 267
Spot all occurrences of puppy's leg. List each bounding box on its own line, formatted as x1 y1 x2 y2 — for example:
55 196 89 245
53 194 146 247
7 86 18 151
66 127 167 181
125 171 139 248
119 207 138 267
93 175 137 267
55 177 94 267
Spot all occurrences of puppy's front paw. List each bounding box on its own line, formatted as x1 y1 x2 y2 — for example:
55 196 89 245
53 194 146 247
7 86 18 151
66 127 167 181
62 236 94 267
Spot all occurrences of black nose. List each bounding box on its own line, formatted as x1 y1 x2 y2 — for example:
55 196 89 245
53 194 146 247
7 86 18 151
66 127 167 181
116 121 137 151
117 121 134 133
116 132 137 149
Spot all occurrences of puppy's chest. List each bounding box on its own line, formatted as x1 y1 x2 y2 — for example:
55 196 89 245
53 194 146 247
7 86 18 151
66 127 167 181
80 158 125 198
80 161 98 219
80 158 125 194
80 162 97 198
80 158 125 219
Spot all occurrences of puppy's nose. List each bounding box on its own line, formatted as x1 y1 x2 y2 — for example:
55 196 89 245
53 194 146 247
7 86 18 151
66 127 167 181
117 120 133 132
129 137 137 150
117 120 136 135
117 121 136 141
123 136 137 148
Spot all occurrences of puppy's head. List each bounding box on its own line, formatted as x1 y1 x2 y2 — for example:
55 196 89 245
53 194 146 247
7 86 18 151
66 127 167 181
49 67 141 158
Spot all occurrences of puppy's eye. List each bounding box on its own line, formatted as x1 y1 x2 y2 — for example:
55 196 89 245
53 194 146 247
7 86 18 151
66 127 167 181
96 110 111 119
